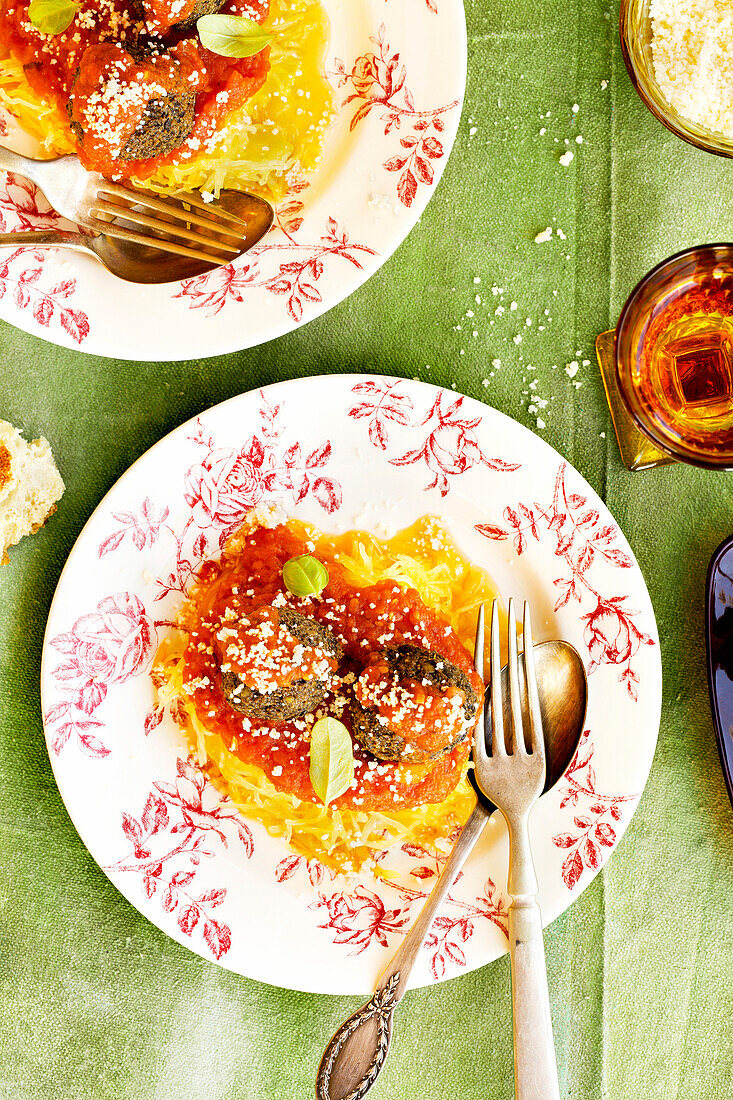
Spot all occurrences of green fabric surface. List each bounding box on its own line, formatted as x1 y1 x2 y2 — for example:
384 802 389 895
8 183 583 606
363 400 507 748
2 0 733 1096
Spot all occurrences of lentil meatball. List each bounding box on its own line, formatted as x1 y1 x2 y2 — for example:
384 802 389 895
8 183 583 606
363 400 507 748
351 644 480 764
138 0 226 33
67 41 197 166
217 605 343 722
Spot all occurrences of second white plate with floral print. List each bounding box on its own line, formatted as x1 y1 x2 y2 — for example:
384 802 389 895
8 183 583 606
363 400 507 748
0 0 466 360
41 375 662 994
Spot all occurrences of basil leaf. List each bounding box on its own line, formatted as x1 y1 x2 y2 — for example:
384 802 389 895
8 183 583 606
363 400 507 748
309 718 355 806
283 555 329 598
197 14 273 58
28 0 80 34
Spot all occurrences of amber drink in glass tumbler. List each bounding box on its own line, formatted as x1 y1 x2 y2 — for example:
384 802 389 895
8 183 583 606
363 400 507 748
614 245 733 470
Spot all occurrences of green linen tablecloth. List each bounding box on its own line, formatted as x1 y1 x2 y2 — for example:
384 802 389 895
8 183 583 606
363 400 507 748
2 0 733 1096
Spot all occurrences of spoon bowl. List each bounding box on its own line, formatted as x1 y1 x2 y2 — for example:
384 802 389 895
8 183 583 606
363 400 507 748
487 639 587 793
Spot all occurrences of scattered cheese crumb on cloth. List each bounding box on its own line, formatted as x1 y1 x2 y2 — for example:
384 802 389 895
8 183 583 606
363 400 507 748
0 420 64 565
651 0 733 135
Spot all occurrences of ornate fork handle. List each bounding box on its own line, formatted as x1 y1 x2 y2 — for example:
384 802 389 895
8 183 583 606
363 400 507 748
316 800 492 1100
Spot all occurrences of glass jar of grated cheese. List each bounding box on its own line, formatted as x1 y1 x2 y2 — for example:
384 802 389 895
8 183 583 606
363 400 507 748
621 0 733 157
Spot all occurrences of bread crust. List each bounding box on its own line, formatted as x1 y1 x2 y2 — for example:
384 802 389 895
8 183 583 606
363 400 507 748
0 420 64 565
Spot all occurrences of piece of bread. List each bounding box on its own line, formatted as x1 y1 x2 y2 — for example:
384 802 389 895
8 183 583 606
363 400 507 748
0 420 64 565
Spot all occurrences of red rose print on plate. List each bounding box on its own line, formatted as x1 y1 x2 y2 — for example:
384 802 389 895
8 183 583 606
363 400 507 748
185 442 265 531
46 592 155 757
313 885 411 955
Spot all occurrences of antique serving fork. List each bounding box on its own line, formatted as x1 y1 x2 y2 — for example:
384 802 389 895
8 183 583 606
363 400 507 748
474 599 560 1100
317 600 572 1100
0 147 273 266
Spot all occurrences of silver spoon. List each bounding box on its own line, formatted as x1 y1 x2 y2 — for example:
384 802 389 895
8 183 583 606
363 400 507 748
0 189 273 284
317 638 587 1100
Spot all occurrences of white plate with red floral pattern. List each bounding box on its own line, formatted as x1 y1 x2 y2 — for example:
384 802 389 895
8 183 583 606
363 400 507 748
0 0 465 361
41 375 662 994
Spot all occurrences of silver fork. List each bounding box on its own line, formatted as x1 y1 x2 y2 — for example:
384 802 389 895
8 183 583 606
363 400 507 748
0 147 273 265
475 599 560 1100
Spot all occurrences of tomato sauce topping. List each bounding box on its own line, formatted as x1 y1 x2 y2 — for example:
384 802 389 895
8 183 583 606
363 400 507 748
179 524 484 813
0 0 270 177
215 605 338 691
354 656 469 756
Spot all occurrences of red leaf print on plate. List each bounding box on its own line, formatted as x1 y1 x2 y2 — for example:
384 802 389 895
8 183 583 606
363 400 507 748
0 177 89 342
475 464 655 697
0 244 89 344
330 26 458 207
98 499 169 559
349 379 520 495
275 854 335 887
552 730 638 890
561 849 584 890
349 378 414 451
104 757 253 960
175 217 376 323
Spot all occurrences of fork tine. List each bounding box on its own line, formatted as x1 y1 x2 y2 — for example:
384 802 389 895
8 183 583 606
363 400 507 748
490 599 506 756
474 603 485 679
79 215 227 266
507 598 526 755
472 604 488 767
90 200 240 256
171 189 254 227
522 602 545 765
98 182 255 230
96 185 250 242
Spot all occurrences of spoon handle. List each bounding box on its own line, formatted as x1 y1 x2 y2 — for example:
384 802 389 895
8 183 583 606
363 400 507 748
0 230 86 249
316 799 492 1100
